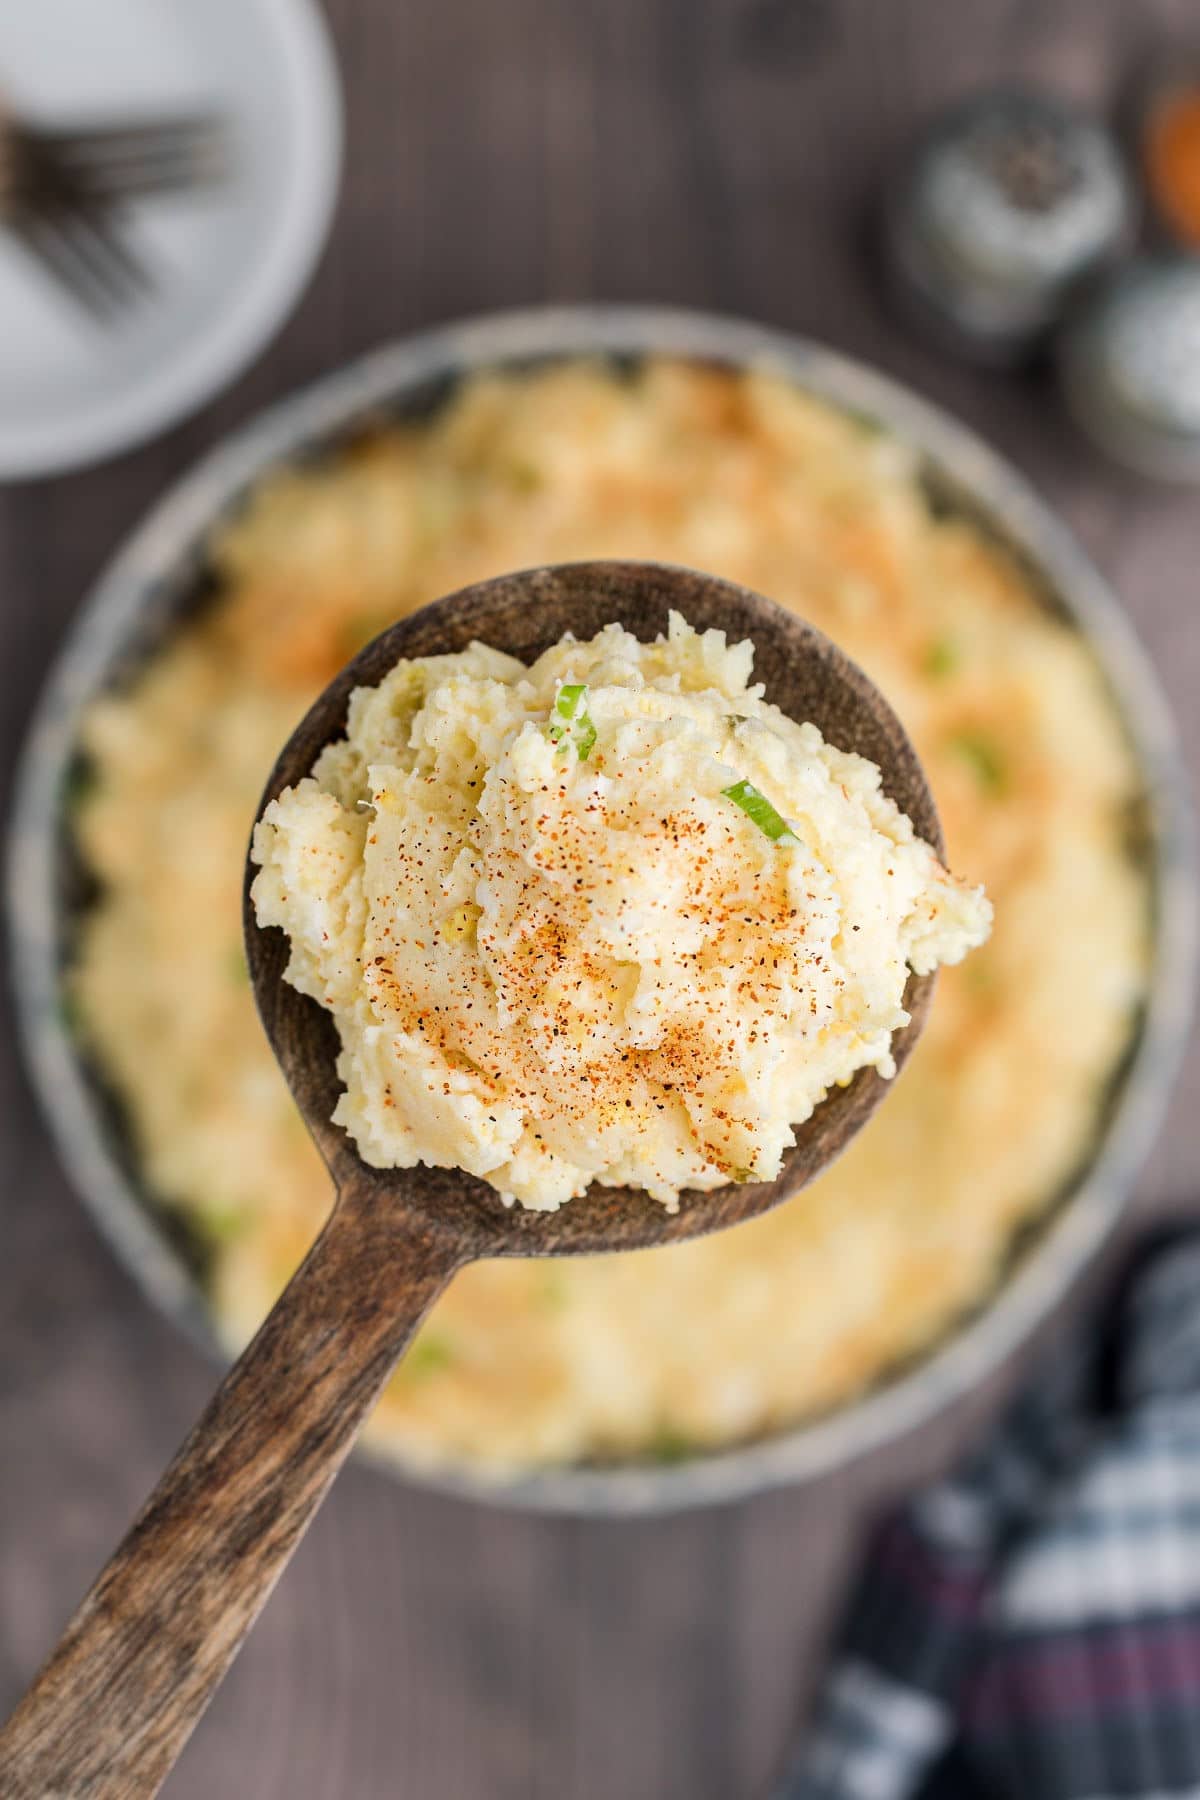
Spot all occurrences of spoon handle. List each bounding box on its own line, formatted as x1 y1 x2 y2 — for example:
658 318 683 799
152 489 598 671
0 1176 466 1798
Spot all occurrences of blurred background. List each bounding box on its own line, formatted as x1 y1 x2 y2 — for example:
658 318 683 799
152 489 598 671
3 1 1200 1796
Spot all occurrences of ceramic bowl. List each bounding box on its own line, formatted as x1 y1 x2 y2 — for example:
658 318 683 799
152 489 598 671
9 306 1195 1512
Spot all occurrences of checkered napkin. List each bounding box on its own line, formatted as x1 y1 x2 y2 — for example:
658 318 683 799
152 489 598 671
772 1235 1200 1800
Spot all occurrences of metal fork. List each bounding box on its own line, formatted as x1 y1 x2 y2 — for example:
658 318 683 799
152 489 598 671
35 112 229 199
0 97 228 319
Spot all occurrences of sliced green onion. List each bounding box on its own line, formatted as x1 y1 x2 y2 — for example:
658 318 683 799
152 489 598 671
57 987 84 1035
201 1203 250 1246
405 1333 456 1377
947 728 1007 795
721 777 797 845
63 755 100 812
648 1424 695 1464
923 635 960 679
547 682 597 760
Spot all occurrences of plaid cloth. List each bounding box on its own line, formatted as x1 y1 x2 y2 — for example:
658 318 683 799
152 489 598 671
773 1235 1200 1800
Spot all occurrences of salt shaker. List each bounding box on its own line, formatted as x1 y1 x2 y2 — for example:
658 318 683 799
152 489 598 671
1059 256 1200 480
883 87 1137 364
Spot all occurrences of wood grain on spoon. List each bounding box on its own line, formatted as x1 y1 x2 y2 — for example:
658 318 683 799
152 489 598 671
0 561 941 1798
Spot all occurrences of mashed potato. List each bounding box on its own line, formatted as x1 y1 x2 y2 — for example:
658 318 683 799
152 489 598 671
251 616 990 1209
73 360 1146 1472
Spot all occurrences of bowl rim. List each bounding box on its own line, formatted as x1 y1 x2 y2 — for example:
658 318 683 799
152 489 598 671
8 303 1197 1515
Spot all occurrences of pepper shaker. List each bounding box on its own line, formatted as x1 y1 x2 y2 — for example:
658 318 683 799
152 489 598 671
883 87 1137 365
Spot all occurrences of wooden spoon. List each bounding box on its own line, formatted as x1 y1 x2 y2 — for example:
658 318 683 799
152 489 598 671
0 561 941 1798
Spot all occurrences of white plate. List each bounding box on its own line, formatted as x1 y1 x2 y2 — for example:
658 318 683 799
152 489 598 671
0 0 342 480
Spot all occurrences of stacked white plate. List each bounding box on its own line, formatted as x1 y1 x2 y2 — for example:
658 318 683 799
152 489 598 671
0 0 342 479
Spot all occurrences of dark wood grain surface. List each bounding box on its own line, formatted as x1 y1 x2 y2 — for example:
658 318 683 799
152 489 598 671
2 2 1198 1795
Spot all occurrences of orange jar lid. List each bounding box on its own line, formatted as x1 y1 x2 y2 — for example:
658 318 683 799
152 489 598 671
1145 83 1200 247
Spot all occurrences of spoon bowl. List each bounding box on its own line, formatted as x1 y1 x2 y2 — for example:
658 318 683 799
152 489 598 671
250 559 942 1259
0 560 940 1798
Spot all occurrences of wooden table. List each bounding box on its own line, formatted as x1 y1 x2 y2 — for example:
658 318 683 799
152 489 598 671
2 1 1198 1793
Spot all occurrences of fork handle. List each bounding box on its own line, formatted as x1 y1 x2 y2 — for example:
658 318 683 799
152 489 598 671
0 1177 466 1798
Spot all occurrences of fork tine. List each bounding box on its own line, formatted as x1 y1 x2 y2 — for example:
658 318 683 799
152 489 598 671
84 163 224 199
3 114 161 321
60 138 228 169
63 145 229 201
44 213 134 312
41 118 230 205
47 116 228 160
56 200 153 304
13 215 117 318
